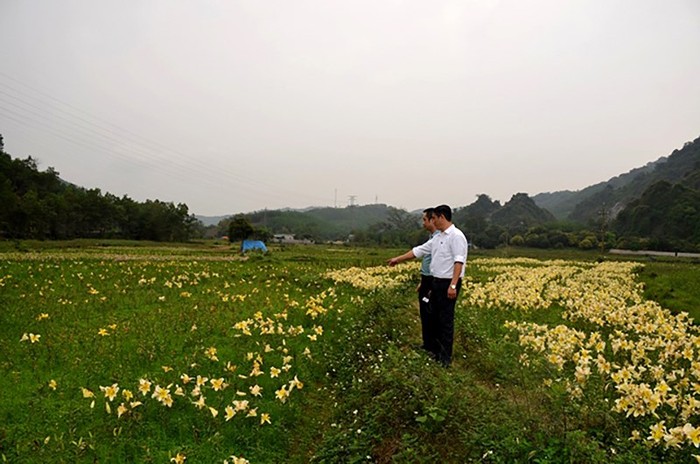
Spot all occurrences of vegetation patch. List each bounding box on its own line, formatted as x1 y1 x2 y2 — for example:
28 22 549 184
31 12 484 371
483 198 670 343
2 244 699 462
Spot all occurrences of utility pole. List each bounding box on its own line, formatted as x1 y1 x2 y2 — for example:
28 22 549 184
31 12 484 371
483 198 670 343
599 203 608 255
348 195 358 233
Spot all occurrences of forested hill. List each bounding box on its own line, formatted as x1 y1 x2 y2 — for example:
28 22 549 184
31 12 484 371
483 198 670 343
613 180 700 250
0 135 199 241
532 160 662 220
533 136 700 222
4 128 699 251
222 193 559 248
452 193 557 248
218 204 422 244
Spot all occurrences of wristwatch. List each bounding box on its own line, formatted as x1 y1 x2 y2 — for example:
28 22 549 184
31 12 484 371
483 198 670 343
450 284 456 290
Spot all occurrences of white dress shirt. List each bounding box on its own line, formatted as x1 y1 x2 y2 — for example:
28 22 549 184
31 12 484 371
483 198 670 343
412 224 468 279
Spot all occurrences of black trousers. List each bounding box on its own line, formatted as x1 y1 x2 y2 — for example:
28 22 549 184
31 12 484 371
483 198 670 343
418 274 434 351
428 278 462 366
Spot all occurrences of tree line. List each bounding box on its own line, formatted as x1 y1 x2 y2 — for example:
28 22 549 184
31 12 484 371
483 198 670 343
0 135 199 241
221 188 700 253
4 131 698 252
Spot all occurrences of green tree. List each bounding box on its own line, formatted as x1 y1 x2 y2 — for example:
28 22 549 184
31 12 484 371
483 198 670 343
0 139 198 242
228 215 255 242
613 180 700 251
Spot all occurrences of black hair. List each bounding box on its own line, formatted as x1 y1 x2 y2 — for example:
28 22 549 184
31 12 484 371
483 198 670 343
434 204 452 221
422 207 435 219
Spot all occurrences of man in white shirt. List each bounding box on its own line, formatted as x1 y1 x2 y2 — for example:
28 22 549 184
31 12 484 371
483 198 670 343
388 204 468 366
417 208 439 353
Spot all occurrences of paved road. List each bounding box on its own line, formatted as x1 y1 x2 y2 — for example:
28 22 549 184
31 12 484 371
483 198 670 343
609 249 700 259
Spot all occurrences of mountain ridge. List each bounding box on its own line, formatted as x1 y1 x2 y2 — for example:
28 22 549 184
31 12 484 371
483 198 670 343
201 136 699 228
533 136 700 222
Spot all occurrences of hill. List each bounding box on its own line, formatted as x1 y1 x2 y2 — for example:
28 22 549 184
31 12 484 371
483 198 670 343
532 160 662 220
195 215 229 227
217 193 562 249
490 192 556 229
533 136 700 223
5 127 699 251
613 180 700 250
216 204 418 243
453 193 557 248
0 135 198 241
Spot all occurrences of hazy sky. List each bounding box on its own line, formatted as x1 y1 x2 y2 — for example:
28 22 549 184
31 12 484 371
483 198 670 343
1 1 699 216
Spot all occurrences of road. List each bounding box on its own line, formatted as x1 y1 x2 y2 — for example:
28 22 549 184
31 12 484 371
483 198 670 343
609 249 700 259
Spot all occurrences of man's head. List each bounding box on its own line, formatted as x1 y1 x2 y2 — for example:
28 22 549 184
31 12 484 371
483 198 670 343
433 204 452 231
422 207 436 232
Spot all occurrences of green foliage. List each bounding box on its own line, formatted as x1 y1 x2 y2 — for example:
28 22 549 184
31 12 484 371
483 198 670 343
568 185 618 225
490 192 557 229
0 245 350 463
233 209 335 241
218 204 410 243
310 255 669 463
449 193 611 251
306 204 397 233
213 136 700 251
5 126 700 253
0 144 198 242
453 193 559 249
579 237 596 249
613 181 700 251
355 207 427 248
636 261 700 321
2 243 698 462
454 196 497 233
534 136 700 222
227 214 255 241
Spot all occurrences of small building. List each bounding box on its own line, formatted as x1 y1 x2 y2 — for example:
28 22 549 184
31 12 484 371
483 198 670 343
273 234 295 243
272 234 314 245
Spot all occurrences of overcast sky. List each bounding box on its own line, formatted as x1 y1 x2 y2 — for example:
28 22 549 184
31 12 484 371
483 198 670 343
1 1 699 216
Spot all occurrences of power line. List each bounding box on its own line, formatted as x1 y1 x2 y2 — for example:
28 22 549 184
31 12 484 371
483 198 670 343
0 71 332 207
0 108 153 171
0 76 284 193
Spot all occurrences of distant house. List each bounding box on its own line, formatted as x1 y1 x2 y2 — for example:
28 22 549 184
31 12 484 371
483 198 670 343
272 234 314 245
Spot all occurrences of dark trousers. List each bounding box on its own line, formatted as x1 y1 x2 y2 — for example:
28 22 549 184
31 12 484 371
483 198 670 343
418 274 434 351
428 278 462 366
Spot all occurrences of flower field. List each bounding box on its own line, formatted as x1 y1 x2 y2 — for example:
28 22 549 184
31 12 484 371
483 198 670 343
1 244 699 462
464 258 700 453
0 246 379 463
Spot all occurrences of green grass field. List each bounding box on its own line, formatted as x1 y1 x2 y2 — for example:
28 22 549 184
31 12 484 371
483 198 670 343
2 241 699 463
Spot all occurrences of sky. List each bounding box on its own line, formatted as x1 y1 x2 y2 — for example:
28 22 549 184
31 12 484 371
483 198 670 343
1 1 699 217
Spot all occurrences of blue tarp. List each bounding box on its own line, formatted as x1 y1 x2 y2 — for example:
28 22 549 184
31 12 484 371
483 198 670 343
241 240 268 253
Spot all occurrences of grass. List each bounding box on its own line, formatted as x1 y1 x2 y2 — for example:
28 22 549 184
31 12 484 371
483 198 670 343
1 241 699 462
637 260 700 320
